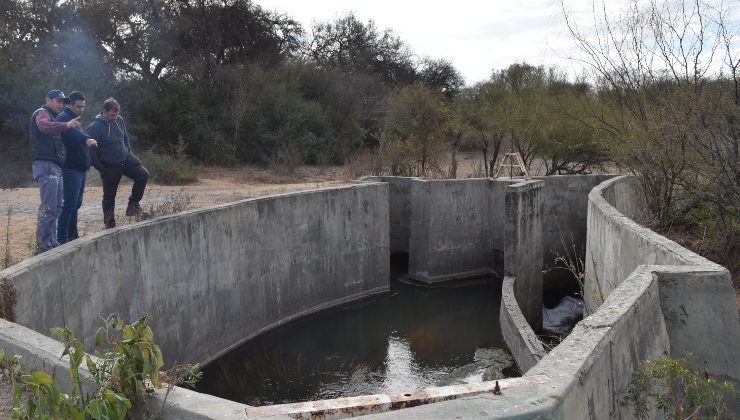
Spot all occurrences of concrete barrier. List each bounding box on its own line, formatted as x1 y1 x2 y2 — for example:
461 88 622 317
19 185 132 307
407 178 508 283
504 180 544 330
358 176 417 254
536 175 616 266
584 175 740 379
499 276 546 373
3 175 736 419
0 184 390 367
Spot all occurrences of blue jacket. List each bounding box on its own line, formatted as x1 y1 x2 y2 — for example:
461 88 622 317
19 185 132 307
56 107 91 171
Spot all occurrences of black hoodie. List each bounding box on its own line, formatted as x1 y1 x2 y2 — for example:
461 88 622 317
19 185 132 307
87 113 132 167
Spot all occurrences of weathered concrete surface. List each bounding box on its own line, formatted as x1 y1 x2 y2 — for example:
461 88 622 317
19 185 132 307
0 184 390 367
536 175 616 267
407 179 506 283
498 276 546 373
504 180 544 331
359 176 417 254
585 175 740 379
3 174 736 419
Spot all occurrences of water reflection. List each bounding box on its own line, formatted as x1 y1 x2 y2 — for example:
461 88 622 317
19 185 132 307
196 259 512 406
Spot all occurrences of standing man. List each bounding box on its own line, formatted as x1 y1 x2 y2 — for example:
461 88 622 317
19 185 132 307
56 91 98 244
29 89 81 254
87 97 149 228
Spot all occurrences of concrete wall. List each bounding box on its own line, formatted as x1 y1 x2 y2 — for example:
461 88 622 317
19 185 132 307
358 177 416 254
536 175 616 267
4 175 735 419
407 178 507 283
504 180 544 330
0 184 390 366
499 276 546 373
585 175 740 379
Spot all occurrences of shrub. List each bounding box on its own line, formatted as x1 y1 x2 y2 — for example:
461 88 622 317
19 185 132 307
141 145 198 186
621 355 738 419
10 315 200 419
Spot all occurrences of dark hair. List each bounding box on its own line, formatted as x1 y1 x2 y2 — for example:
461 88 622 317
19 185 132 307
68 91 85 104
103 97 120 112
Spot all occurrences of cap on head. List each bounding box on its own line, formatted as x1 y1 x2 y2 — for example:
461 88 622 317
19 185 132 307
46 89 70 104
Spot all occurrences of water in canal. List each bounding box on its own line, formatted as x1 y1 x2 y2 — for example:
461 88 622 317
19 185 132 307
195 257 516 406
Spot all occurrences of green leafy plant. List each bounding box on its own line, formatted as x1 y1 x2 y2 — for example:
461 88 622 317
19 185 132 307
621 355 738 419
11 314 199 419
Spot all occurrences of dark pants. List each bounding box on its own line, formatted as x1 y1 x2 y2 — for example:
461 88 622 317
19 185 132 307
57 168 86 244
99 155 149 225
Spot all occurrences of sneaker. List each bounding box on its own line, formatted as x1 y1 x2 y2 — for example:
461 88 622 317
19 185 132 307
126 202 142 217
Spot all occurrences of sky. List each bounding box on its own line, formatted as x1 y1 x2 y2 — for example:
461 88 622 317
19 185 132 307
254 0 593 85
255 0 740 86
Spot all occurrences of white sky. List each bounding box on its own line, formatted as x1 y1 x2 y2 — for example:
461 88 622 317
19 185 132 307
255 0 594 85
255 0 740 86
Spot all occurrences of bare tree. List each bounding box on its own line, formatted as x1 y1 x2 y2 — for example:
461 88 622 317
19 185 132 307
561 0 737 227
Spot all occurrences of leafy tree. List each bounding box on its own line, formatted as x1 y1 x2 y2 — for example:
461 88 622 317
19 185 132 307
457 82 507 176
417 58 464 100
306 13 416 87
383 84 451 176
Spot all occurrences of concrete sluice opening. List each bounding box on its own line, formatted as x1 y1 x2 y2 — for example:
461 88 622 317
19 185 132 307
195 255 518 406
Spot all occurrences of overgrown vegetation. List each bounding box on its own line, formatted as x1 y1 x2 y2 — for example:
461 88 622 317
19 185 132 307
141 137 198 185
622 355 738 419
10 314 200 419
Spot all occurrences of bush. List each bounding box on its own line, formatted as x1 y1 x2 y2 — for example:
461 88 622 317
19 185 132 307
141 148 198 185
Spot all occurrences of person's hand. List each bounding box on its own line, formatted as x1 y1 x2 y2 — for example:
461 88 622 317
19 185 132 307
86 138 98 147
66 117 81 129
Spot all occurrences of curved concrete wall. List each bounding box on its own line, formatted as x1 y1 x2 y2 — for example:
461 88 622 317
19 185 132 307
584 175 740 379
2 175 737 419
0 183 390 366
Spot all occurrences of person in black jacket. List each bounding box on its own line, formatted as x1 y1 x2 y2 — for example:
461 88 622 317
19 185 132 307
29 89 81 253
56 91 98 244
87 97 149 228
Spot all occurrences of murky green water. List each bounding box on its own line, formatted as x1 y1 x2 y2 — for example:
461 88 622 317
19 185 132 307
195 258 515 406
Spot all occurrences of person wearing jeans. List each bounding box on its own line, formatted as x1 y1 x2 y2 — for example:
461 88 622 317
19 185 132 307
29 89 81 254
56 91 97 244
87 97 149 228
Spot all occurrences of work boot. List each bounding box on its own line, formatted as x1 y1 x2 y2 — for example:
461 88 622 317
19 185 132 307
125 201 142 217
103 210 116 229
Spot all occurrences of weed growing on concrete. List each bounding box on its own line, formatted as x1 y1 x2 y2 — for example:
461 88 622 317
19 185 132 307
548 234 606 315
621 355 738 419
2 208 13 269
11 314 200 419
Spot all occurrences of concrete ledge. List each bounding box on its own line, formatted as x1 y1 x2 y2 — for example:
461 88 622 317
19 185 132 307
499 276 546 373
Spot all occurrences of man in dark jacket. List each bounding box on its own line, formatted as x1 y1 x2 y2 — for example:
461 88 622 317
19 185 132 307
29 89 81 253
56 91 98 244
87 97 149 228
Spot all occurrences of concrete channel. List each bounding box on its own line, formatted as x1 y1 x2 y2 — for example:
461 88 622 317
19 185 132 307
0 175 737 418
